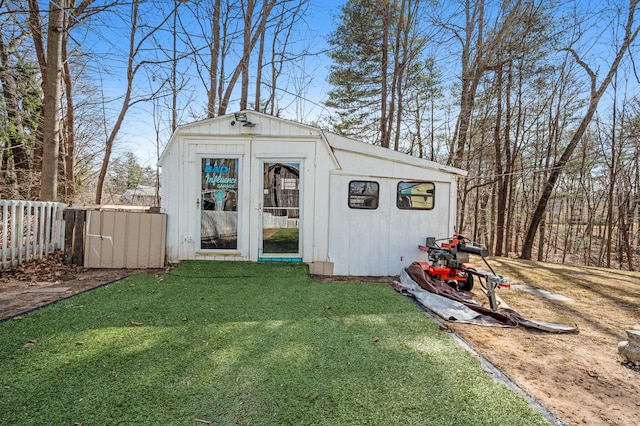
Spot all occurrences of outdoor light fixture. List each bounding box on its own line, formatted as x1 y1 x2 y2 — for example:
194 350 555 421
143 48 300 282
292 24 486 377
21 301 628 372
231 111 255 127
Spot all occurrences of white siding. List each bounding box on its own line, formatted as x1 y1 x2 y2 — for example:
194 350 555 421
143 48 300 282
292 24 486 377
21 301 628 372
328 173 453 276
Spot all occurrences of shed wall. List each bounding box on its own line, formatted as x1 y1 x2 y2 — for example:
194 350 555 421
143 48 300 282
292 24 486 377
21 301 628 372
327 175 454 276
160 112 462 276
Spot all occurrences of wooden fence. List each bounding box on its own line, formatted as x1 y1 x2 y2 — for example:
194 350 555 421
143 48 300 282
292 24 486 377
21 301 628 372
64 208 86 266
0 200 66 269
0 202 166 270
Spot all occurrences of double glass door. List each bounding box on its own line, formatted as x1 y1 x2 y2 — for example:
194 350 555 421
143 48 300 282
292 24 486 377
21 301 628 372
199 158 300 257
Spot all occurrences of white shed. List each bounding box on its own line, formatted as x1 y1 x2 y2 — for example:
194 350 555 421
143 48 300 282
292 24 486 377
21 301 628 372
159 111 466 276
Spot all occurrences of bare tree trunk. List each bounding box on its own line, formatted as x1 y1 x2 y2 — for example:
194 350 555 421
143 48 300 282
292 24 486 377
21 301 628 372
239 0 255 111
562 176 577 263
171 0 178 130
429 97 436 161
61 30 75 202
207 0 221 118
492 59 505 256
478 188 489 244
27 0 46 191
537 212 546 262
472 157 482 240
457 176 469 233
605 115 618 268
254 0 267 112
39 0 69 201
379 0 390 148
505 67 524 256
391 0 404 152
620 194 634 270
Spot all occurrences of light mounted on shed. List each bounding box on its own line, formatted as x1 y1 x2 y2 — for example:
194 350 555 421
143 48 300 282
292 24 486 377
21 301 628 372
232 112 256 127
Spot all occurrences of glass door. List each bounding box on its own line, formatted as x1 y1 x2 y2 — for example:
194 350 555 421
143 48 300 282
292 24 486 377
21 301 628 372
261 162 300 256
200 158 239 249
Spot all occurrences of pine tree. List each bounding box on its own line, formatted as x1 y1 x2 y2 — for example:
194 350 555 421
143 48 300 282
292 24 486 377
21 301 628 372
326 0 432 149
326 0 386 143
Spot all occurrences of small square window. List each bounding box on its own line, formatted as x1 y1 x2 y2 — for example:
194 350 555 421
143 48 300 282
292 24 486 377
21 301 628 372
397 181 435 210
349 180 379 209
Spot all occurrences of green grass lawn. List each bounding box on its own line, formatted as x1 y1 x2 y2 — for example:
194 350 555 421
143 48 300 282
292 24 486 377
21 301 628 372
263 229 299 253
0 261 548 425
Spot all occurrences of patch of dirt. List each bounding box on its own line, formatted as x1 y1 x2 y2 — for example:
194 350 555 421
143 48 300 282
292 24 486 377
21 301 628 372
444 257 640 426
0 252 167 321
2 254 639 425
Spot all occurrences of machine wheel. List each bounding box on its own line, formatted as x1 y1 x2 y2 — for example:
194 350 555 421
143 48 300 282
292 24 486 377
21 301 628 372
445 280 458 289
459 273 474 291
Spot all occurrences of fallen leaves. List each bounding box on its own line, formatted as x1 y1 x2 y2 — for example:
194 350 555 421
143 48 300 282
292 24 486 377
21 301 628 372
0 250 84 283
23 339 37 348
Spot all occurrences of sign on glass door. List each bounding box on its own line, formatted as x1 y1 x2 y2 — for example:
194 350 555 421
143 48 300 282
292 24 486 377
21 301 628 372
201 158 238 249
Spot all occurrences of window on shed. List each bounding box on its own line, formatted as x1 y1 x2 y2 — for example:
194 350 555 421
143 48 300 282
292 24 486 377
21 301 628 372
397 181 435 210
349 180 379 209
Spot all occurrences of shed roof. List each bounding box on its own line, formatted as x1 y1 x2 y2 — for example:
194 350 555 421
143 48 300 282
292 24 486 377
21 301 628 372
121 185 156 203
159 111 466 177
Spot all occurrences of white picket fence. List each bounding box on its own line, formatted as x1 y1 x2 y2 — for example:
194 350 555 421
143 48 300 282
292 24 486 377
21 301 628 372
0 200 66 269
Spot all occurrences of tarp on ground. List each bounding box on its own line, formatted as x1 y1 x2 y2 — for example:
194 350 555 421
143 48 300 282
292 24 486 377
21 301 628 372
394 262 579 333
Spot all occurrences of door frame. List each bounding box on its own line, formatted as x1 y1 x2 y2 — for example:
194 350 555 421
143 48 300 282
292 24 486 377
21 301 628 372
257 158 304 261
197 155 243 254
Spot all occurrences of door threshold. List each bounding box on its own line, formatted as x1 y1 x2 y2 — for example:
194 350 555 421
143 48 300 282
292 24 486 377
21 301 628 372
258 257 302 263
